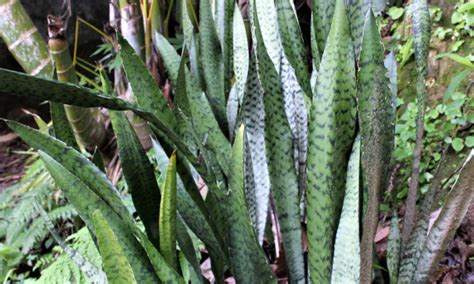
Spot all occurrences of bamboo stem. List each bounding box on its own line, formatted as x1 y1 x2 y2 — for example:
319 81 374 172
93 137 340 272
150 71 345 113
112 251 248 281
48 16 107 150
0 0 53 77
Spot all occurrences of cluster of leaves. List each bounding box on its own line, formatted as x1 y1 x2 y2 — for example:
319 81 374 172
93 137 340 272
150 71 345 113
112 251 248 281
0 0 472 283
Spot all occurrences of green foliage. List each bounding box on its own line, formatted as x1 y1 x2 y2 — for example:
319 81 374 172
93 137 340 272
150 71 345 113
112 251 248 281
1 0 471 282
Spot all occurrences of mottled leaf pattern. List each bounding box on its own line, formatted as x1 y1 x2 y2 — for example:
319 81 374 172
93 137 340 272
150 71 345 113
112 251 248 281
307 0 357 281
151 140 225 259
403 0 431 247
358 10 395 283
224 126 275 283
199 0 226 128
345 0 370 61
37 152 159 283
92 210 137 284
6 121 134 228
241 53 270 244
276 0 312 98
414 152 474 283
119 37 176 129
159 153 178 270
387 211 401 284
311 0 335 54
110 109 161 247
251 1 305 282
154 32 232 175
331 136 360 283
280 54 309 196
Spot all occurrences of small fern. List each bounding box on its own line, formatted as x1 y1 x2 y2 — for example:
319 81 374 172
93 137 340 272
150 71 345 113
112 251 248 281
33 228 101 284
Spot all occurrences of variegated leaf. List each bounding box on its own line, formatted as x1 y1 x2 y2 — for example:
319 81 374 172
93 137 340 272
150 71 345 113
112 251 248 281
307 0 358 281
331 136 360 283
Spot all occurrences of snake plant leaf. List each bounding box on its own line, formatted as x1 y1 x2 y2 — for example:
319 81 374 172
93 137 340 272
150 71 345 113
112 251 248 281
0 68 199 170
311 0 335 54
402 0 431 246
109 110 161 248
133 229 186 284
154 32 232 176
280 54 309 194
307 0 357 281
118 37 176 129
228 5 249 138
276 0 312 98
50 102 78 149
345 0 370 61
358 10 395 283
241 53 270 244
222 0 235 95
331 136 360 283
253 0 282 71
250 1 305 282
38 151 159 283
414 151 474 283
384 51 398 111
310 15 321 72
92 210 137 284
225 125 275 283
181 0 194 47
159 152 178 270
0 68 134 110
35 202 107 284
387 211 401 284
175 215 203 283
6 120 134 228
152 140 228 268
398 148 466 283
199 0 226 129
232 5 249 105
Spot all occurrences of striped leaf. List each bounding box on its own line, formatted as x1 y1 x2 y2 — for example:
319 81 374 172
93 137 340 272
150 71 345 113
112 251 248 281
38 151 159 283
311 0 335 54
92 210 137 284
387 211 401 284
276 0 312 98
0 68 199 171
358 10 395 283
402 0 431 246
154 32 232 176
345 0 370 61
109 109 161 248
151 140 225 258
159 152 178 270
225 125 275 283
307 0 357 281
6 120 134 228
199 0 226 128
398 150 471 283
119 37 176 129
414 151 474 283
175 215 203 283
250 1 305 282
241 53 270 244
228 5 249 138
280 54 309 196
331 136 360 283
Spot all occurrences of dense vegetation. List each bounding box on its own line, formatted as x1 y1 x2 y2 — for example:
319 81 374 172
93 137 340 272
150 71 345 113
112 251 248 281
0 0 472 283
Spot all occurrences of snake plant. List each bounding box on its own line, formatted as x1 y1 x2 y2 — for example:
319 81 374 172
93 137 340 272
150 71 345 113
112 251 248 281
1 0 471 283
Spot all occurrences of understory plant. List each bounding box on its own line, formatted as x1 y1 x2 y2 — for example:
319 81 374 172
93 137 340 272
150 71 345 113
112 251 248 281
0 0 473 283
